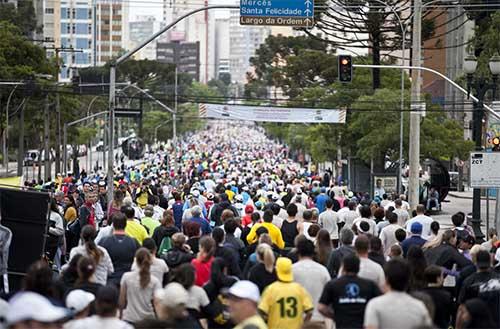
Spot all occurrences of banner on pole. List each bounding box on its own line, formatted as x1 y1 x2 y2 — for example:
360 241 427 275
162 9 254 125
198 103 346 123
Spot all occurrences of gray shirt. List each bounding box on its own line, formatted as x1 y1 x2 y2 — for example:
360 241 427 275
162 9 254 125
121 271 161 323
364 291 432 329
69 245 114 285
292 259 331 321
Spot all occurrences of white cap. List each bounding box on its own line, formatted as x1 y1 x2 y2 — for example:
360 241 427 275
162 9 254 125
7 292 69 325
154 282 188 307
226 280 260 303
66 289 95 313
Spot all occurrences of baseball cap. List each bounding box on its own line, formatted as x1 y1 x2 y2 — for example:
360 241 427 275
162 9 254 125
7 292 69 325
154 282 188 307
245 204 254 214
65 290 95 313
411 222 423 234
225 280 260 303
476 250 491 269
276 257 293 282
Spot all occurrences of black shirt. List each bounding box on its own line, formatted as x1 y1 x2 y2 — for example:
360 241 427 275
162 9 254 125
248 262 277 293
98 234 140 286
152 225 179 249
281 220 299 248
368 251 385 267
420 286 453 329
319 274 381 329
458 270 500 326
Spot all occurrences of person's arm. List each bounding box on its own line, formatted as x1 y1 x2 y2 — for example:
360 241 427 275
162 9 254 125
246 224 258 244
304 310 313 323
119 278 127 318
274 228 285 249
318 303 334 319
363 300 379 329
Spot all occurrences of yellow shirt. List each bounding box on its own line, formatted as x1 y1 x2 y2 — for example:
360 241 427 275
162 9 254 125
259 281 313 329
225 189 235 201
125 220 148 244
246 222 285 249
234 314 268 329
64 207 77 223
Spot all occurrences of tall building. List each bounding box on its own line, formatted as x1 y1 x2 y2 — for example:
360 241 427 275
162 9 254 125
157 41 200 81
129 15 161 60
228 9 270 84
214 18 230 79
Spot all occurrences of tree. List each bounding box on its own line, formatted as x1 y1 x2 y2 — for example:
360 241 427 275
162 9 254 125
0 2 37 36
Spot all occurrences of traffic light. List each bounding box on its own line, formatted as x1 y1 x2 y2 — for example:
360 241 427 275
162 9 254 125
338 55 353 83
493 136 500 151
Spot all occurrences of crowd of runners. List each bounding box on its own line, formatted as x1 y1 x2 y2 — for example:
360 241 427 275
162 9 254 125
2 121 500 329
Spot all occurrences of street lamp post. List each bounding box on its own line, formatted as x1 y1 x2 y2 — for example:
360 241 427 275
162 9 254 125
464 53 500 240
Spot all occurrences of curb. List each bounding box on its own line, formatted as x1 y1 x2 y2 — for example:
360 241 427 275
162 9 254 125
448 192 488 200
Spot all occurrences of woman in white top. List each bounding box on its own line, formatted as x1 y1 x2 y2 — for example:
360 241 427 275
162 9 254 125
132 238 169 285
119 248 161 324
69 225 114 285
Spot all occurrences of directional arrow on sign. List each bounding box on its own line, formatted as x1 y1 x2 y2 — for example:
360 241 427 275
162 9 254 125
305 0 312 6
305 18 313 25
304 8 312 15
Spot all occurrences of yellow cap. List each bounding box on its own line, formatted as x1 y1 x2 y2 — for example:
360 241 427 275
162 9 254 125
275 257 293 282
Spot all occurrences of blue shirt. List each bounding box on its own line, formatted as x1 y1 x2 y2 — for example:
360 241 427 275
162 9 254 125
401 235 427 257
315 194 329 213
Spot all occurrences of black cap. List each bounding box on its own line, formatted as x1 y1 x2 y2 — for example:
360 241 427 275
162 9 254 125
476 250 491 269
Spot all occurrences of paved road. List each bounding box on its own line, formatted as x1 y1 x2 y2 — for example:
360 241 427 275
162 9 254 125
434 193 498 233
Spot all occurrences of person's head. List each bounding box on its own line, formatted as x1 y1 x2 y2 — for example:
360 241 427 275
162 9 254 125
199 235 216 261
270 203 280 216
424 265 443 286
384 259 410 291
135 248 153 289
262 209 274 223
325 198 334 210
221 209 235 223
339 228 354 246
307 224 321 239
191 205 202 218
474 249 491 271
170 263 196 290
212 227 225 245
226 280 261 324
171 232 187 249
256 243 275 273
369 236 383 254
296 237 315 259
359 205 371 219
154 282 189 321
144 205 154 218
410 222 423 236
451 212 465 227
77 256 96 284
275 257 293 282
376 179 382 187
161 209 175 227
23 261 56 298
387 212 398 224
342 254 360 275
395 228 407 243
80 225 102 264
354 235 369 256
316 229 332 250
394 199 402 208
111 213 127 231
224 218 238 236
487 228 498 240
430 221 440 236
442 229 457 246
65 289 95 319
389 244 403 258
258 233 273 246
416 204 426 215
142 238 157 255
251 212 261 224
302 210 313 222
348 201 357 210
183 221 201 238
286 203 298 217
122 206 135 220
373 208 385 222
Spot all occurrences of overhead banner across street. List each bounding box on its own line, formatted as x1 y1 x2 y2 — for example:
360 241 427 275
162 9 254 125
198 103 346 124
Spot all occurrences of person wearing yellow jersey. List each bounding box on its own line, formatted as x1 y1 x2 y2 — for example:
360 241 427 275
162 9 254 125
226 280 268 329
123 206 148 245
246 210 285 249
259 257 313 329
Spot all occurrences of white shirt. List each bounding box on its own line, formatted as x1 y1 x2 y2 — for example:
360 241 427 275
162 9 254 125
292 259 331 321
406 215 433 240
132 257 169 284
64 316 134 329
353 217 378 236
358 257 385 290
380 224 404 256
69 245 114 285
393 208 410 227
95 225 113 245
319 209 340 239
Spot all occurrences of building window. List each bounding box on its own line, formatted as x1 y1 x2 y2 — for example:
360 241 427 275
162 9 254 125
61 8 68 19
61 37 71 47
76 38 88 49
75 53 90 64
45 8 54 14
76 23 89 34
76 8 90 19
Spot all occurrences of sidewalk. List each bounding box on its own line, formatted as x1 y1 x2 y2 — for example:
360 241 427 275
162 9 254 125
448 189 497 200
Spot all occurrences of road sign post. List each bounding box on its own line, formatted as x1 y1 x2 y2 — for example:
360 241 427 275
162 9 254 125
240 0 314 27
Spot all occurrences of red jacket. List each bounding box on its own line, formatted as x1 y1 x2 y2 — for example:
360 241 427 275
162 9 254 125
191 256 214 287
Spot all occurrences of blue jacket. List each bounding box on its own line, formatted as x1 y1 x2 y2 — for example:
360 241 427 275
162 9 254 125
401 235 427 257
189 216 212 235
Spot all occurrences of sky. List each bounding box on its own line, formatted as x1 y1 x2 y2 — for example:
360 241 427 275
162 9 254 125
129 0 238 21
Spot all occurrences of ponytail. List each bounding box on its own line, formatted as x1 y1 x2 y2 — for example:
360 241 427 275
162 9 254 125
81 225 102 263
257 244 275 273
135 248 152 289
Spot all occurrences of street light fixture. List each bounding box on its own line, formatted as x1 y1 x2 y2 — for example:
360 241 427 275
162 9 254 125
465 53 499 241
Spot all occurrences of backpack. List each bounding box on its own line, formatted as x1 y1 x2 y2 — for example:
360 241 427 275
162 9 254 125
157 236 172 257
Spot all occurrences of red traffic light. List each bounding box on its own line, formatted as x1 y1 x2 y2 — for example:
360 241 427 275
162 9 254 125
341 58 350 65
493 136 500 146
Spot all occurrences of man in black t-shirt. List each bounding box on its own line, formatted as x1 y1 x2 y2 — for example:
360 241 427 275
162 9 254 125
98 213 140 286
318 254 381 329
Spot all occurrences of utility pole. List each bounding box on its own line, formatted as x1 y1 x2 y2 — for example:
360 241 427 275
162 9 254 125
44 94 51 182
17 103 24 177
408 0 422 210
55 91 61 174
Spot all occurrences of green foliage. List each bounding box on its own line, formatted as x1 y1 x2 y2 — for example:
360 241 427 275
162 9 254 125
0 2 37 36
